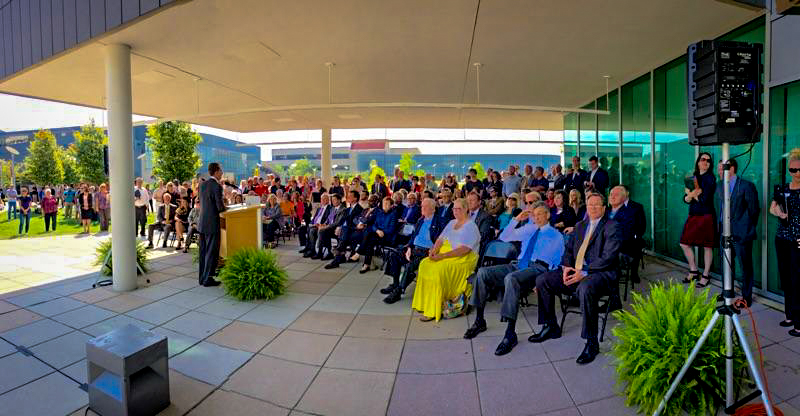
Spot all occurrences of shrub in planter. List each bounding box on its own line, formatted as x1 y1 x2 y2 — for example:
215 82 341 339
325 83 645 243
611 283 746 416
217 247 287 301
93 239 149 276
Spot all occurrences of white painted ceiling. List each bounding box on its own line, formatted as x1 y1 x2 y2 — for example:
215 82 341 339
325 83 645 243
0 0 760 133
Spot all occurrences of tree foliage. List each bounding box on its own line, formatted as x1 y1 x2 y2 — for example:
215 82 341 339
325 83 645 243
23 130 63 185
398 152 425 178
367 160 387 188
287 158 316 178
470 161 487 180
146 121 203 182
0 160 11 186
59 146 81 185
72 122 108 185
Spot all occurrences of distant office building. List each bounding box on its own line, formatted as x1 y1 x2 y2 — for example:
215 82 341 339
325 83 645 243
0 125 260 183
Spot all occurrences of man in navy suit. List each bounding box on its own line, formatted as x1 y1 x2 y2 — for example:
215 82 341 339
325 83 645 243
608 186 647 287
585 156 610 196
564 156 588 194
714 158 760 306
197 163 227 287
530 193 621 364
324 190 364 268
381 198 442 304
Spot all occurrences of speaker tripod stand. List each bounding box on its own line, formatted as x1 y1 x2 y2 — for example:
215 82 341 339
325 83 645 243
653 143 775 416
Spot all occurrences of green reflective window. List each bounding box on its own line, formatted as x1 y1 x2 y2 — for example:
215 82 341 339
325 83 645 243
598 90 620 190
621 75 652 248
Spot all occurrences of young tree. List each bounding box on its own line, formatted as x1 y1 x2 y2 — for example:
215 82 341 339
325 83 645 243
288 158 316 177
59 146 81 185
72 122 108 185
23 129 63 185
367 160 387 188
146 121 203 182
470 161 487 180
0 160 11 186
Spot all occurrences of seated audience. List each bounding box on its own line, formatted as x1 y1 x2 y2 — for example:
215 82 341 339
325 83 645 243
301 193 331 256
324 191 366 269
398 191 421 225
608 185 647 283
315 193 348 260
183 198 200 253
411 198 481 321
497 193 522 232
466 204 564 355
263 194 283 247
173 198 190 250
531 193 621 365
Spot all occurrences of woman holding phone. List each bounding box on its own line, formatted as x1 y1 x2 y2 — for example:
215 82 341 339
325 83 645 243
770 149 800 337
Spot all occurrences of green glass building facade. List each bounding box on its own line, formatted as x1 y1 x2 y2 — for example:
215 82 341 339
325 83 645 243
563 18 800 301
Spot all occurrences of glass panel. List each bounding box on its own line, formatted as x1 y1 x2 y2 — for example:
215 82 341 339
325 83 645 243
564 112 578 163
621 74 652 248
767 80 800 296
652 60 690 258
579 102 597 161
597 89 620 190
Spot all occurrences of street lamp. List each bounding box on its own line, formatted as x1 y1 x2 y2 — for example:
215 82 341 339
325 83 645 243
432 163 437 177
4 146 19 188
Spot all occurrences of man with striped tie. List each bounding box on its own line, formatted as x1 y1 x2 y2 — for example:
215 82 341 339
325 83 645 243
530 192 621 365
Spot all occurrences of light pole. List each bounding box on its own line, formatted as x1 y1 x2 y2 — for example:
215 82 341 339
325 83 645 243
5 146 19 188
432 163 437 177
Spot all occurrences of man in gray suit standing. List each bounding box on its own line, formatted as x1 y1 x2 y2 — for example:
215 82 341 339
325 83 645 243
198 163 227 287
715 158 760 306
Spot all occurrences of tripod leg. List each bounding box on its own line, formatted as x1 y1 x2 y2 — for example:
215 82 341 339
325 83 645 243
653 311 721 416
731 314 776 416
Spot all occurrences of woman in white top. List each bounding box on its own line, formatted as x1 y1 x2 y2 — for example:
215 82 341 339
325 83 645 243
412 198 481 321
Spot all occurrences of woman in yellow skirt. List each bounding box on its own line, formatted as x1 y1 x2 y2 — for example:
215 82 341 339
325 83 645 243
412 198 481 322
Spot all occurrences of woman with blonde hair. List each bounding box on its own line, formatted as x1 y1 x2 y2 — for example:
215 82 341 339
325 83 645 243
497 193 521 232
412 198 481 321
770 148 800 336
262 194 283 248
568 189 586 222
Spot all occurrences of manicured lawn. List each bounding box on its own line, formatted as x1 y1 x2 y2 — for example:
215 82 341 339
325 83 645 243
0 208 155 240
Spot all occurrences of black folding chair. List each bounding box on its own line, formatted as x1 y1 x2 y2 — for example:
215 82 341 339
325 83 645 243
558 277 620 343
377 223 416 270
480 240 518 267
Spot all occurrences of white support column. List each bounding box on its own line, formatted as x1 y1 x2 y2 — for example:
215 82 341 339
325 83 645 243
321 127 332 187
106 44 137 292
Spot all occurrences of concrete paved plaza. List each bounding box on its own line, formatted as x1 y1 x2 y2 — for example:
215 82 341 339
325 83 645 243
0 235 799 416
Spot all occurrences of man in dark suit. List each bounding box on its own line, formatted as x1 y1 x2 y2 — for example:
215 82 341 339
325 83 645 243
146 192 177 249
381 198 443 304
436 188 455 225
609 185 647 283
303 193 333 258
197 163 227 287
585 156 610 196
552 164 567 190
372 175 389 200
714 158 760 306
530 192 621 364
466 192 493 250
398 192 421 225
392 171 412 193
324 190 365 269
317 193 352 260
564 156 588 194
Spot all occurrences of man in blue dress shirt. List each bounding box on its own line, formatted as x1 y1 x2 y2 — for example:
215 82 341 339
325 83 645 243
464 204 564 356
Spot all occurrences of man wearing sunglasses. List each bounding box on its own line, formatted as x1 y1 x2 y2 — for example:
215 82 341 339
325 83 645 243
714 158 760 307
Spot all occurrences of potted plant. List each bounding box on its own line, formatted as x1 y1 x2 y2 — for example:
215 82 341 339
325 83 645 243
93 239 150 276
611 283 746 416
216 247 288 301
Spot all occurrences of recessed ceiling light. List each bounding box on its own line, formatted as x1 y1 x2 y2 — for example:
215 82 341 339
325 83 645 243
273 117 296 123
337 114 362 120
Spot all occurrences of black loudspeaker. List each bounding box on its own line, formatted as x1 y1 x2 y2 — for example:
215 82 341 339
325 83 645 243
103 145 109 176
687 40 763 146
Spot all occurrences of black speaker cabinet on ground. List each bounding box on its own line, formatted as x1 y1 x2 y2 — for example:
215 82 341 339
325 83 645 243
687 40 763 146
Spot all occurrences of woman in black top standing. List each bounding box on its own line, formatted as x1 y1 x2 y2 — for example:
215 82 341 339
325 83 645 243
679 152 717 287
770 149 800 337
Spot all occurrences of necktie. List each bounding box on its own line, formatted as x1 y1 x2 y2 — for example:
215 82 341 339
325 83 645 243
574 222 596 271
518 228 540 269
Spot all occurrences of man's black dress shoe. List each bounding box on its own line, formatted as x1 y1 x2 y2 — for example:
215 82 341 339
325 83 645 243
380 284 396 295
202 279 221 287
322 253 334 261
383 289 402 304
494 336 518 356
298 247 306 253
324 261 340 269
463 321 487 339
527 324 561 343
576 342 599 364
302 251 314 258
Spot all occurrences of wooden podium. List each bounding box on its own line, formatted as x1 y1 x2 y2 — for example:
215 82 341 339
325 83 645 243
220 204 264 258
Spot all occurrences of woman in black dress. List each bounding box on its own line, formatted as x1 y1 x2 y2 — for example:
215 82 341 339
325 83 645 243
770 150 800 337
679 152 717 287
550 190 576 232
